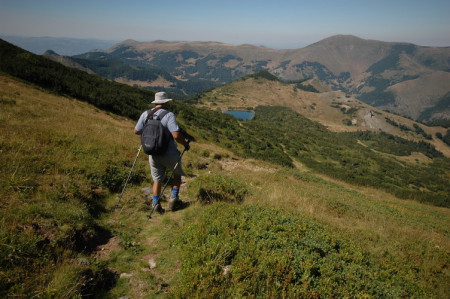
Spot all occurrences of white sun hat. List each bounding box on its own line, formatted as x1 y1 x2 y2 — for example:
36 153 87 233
151 91 173 104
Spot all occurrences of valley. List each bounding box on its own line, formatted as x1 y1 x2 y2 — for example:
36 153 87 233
68 35 450 124
193 71 450 157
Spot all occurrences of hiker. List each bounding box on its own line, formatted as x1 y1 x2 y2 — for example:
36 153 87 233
134 91 190 213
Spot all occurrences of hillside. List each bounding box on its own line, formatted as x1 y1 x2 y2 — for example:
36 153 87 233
1 74 449 297
193 71 450 157
43 50 96 74
0 74 142 296
74 35 450 123
0 41 449 297
1 38 449 204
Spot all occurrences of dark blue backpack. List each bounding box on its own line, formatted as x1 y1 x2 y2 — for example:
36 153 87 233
141 109 172 155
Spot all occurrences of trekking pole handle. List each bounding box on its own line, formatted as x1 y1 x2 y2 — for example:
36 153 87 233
184 139 191 151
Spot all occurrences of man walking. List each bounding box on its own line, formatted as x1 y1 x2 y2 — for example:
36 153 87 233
134 92 190 213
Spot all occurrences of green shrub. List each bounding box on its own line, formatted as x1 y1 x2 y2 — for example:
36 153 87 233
175 204 426 298
201 149 210 157
188 174 248 204
443 129 450 145
88 163 146 193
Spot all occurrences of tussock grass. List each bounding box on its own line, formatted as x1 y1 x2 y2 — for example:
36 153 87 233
0 75 146 297
214 163 449 297
175 203 429 297
188 173 248 204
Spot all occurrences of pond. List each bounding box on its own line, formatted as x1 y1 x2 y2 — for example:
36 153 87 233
224 110 255 121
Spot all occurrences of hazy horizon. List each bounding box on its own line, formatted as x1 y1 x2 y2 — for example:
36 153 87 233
1 0 450 49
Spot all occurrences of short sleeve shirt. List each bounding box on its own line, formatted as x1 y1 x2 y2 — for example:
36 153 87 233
135 108 179 153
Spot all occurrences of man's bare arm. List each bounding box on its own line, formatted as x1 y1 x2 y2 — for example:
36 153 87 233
172 131 189 148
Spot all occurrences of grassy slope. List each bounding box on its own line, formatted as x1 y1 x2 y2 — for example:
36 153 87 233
106 144 450 297
0 75 147 297
193 76 450 157
1 75 449 297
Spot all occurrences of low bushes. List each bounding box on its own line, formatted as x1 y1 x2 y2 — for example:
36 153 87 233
188 174 248 204
175 203 427 298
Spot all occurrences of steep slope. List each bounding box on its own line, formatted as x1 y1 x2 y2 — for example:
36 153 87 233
0 74 144 297
277 35 393 82
0 38 153 120
43 49 95 74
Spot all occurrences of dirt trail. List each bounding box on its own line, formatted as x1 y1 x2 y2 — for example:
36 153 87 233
92 186 192 297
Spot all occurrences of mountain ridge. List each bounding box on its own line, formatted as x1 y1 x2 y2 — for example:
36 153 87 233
42 49 95 74
73 35 450 123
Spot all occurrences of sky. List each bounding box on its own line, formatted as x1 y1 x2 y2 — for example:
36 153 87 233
1 0 450 49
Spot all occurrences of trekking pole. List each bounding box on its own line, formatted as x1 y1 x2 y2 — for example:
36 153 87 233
148 142 189 219
116 145 142 208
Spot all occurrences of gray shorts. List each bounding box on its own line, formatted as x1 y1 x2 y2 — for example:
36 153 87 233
149 150 186 182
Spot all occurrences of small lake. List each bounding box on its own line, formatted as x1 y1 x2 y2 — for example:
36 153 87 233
224 110 255 120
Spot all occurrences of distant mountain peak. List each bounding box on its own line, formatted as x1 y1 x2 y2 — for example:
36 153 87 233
111 39 140 48
121 39 139 44
322 34 364 41
43 49 59 56
310 35 382 47
153 40 172 44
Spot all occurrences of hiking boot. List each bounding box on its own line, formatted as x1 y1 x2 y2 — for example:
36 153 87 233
167 197 186 211
152 203 165 214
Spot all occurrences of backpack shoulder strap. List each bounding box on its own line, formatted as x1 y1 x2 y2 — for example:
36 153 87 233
144 108 160 124
145 108 158 120
156 110 170 120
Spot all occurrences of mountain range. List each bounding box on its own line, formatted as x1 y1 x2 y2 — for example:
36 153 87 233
7 34 448 124
52 35 449 125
